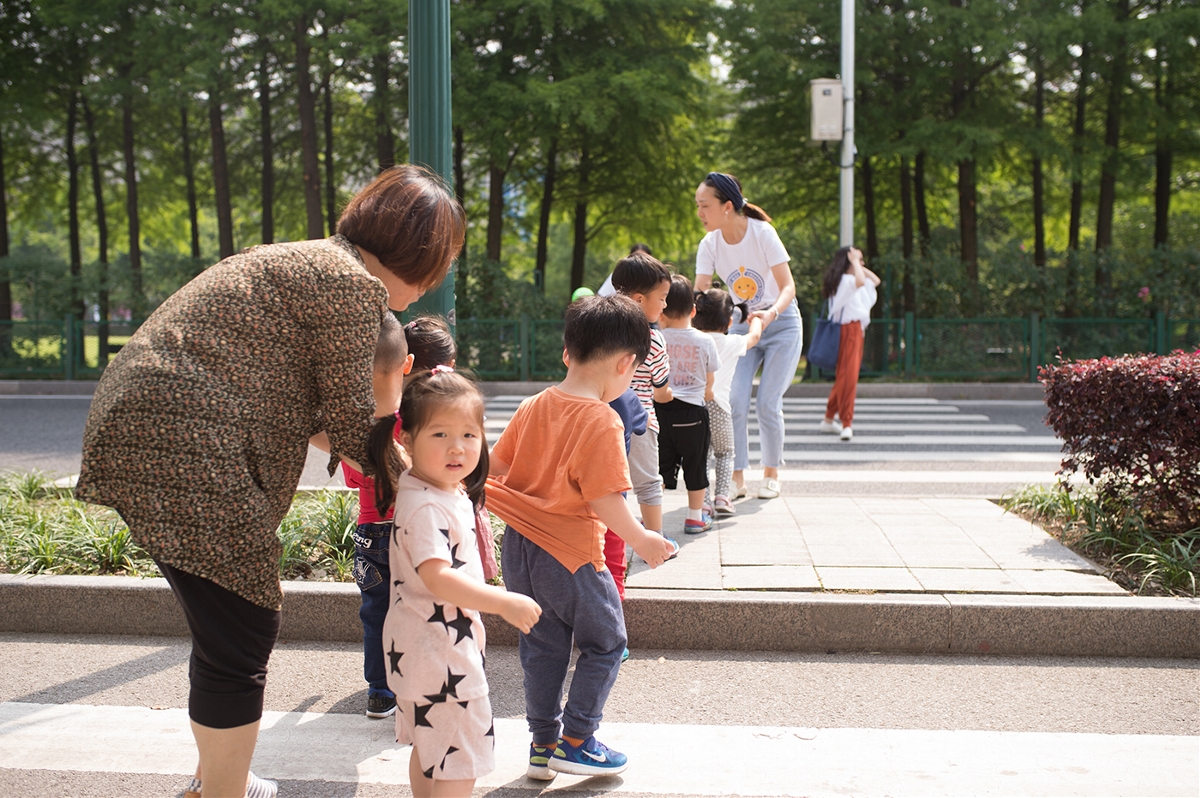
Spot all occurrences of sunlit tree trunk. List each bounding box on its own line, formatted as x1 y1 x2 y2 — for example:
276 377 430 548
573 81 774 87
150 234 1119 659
181 107 201 261
259 55 275 245
535 138 557 293
84 97 110 365
209 96 234 259
570 146 589 292
295 14 324 239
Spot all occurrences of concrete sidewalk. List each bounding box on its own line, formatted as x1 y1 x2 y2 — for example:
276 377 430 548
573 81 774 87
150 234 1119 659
3 488 1197 658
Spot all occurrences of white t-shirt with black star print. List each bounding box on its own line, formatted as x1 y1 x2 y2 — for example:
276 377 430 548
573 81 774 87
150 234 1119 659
695 218 791 312
383 470 488 702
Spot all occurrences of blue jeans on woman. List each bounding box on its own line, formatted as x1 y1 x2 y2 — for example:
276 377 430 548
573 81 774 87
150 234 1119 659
730 301 803 471
352 521 394 697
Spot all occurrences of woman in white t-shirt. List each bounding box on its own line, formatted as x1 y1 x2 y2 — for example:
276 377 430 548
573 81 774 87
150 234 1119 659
694 172 801 500
820 246 881 442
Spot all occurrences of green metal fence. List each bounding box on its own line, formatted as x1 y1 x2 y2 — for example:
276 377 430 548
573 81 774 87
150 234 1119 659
3 313 1197 382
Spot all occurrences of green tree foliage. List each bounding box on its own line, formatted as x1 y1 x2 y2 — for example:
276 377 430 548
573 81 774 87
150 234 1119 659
0 0 1195 327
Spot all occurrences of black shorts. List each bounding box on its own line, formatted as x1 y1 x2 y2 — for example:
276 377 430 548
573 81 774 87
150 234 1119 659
158 561 281 729
654 399 711 492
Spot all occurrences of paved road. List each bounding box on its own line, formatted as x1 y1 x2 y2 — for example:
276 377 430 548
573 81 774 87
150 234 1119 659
0 395 1063 499
1 632 1196 797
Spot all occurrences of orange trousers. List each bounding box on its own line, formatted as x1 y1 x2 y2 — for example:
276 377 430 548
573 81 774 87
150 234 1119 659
825 321 864 427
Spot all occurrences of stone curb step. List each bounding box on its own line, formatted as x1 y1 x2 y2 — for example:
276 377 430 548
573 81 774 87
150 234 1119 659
3 574 1195 659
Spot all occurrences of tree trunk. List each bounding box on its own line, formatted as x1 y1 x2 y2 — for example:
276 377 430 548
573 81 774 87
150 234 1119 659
535 138 557 293
570 147 589 292
1153 39 1171 248
181 107 201 261
453 125 466 263
122 88 143 318
0 128 9 350
914 151 930 257
958 158 978 282
486 161 505 262
84 97 110 365
259 55 275 245
862 155 879 261
899 154 915 314
1095 0 1127 262
373 52 395 171
67 89 83 323
295 15 324 240
1068 40 1089 252
322 67 336 235
209 97 234 260
1032 58 1046 268
0 128 10 349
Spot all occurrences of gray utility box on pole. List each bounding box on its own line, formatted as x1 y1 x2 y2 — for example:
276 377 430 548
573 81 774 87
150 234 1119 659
810 79 843 141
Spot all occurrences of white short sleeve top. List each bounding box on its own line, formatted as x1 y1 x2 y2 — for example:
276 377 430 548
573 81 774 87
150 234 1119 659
695 219 790 312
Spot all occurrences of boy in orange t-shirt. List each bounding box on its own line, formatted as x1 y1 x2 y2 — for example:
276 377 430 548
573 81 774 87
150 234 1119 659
487 295 675 780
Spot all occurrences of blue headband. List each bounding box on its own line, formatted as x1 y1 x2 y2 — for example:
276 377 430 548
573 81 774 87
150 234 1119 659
706 172 746 211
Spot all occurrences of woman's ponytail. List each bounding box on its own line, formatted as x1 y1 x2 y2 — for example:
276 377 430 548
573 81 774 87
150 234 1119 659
741 202 771 223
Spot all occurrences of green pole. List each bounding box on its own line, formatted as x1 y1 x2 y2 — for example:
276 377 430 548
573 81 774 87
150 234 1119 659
1028 312 1040 382
1155 310 1167 355
407 0 456 326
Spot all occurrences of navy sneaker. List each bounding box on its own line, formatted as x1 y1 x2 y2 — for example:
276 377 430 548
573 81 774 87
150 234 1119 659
549 736 629 776
527 743 557 780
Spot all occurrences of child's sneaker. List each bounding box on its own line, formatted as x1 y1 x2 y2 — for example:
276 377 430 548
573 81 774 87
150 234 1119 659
366 692 396 718
549 736 629 776
684 513 713 534
528 743 558 780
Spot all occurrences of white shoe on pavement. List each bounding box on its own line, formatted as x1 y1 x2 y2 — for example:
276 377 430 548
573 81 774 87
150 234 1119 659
840 426 853 441
757 478 781 499
819 419 843 434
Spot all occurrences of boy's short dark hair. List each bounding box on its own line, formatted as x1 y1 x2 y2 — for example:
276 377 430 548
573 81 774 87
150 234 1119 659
374 312 409 373
611 252 671 296
564 295 651 366
693 288 734 332
662 274 696 319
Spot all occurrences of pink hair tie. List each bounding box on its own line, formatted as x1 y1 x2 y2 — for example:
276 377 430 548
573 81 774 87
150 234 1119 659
431 365 455 376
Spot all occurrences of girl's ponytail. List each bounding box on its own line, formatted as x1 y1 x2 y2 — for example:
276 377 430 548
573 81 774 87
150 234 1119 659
367 413 404 514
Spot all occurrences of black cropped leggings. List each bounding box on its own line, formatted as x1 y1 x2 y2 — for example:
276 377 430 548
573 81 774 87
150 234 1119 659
158 561 281 729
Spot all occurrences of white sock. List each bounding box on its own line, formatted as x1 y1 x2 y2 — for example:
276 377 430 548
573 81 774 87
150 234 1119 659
245 773 278 798
687 508 702 522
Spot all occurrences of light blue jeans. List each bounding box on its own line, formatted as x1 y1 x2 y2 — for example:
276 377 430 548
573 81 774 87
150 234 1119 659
730 301 803 471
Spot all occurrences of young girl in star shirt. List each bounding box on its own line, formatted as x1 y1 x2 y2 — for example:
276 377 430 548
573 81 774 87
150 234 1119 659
370 369 540 797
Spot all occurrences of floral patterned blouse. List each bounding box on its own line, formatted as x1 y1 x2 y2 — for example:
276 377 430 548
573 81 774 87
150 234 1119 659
76 235 389 610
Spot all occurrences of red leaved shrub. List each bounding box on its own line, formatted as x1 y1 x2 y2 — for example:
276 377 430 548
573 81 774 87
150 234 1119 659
1041 350 1200 532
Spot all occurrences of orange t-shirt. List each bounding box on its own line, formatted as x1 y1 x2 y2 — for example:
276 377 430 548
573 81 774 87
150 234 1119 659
486 387 632 573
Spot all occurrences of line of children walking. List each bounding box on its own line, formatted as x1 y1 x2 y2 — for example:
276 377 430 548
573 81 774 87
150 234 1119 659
339 263 761 797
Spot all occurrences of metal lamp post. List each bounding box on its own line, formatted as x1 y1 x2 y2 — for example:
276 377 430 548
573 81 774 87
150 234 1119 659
407 0 456 324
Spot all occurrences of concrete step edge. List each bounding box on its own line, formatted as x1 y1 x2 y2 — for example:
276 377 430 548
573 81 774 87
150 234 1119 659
1 574 1195 658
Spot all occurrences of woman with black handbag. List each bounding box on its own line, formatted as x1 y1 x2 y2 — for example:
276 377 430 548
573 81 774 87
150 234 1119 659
820 246 881 441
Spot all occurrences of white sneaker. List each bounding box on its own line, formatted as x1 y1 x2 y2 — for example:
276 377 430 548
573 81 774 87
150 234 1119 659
757 478 781 499
819 419 843 434
840 426 853 441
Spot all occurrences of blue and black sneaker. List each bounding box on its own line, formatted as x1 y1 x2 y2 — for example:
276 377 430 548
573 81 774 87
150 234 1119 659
549 736 629 776
527 743 557 780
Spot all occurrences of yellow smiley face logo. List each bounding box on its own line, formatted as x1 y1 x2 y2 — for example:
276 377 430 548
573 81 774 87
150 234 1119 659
731 268 757 301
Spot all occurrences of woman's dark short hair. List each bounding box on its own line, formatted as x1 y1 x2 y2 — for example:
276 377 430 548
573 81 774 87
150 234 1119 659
611 252 671 296
338 164 466 291
564 295 651 366
663 274 696 319
694 288 734 332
